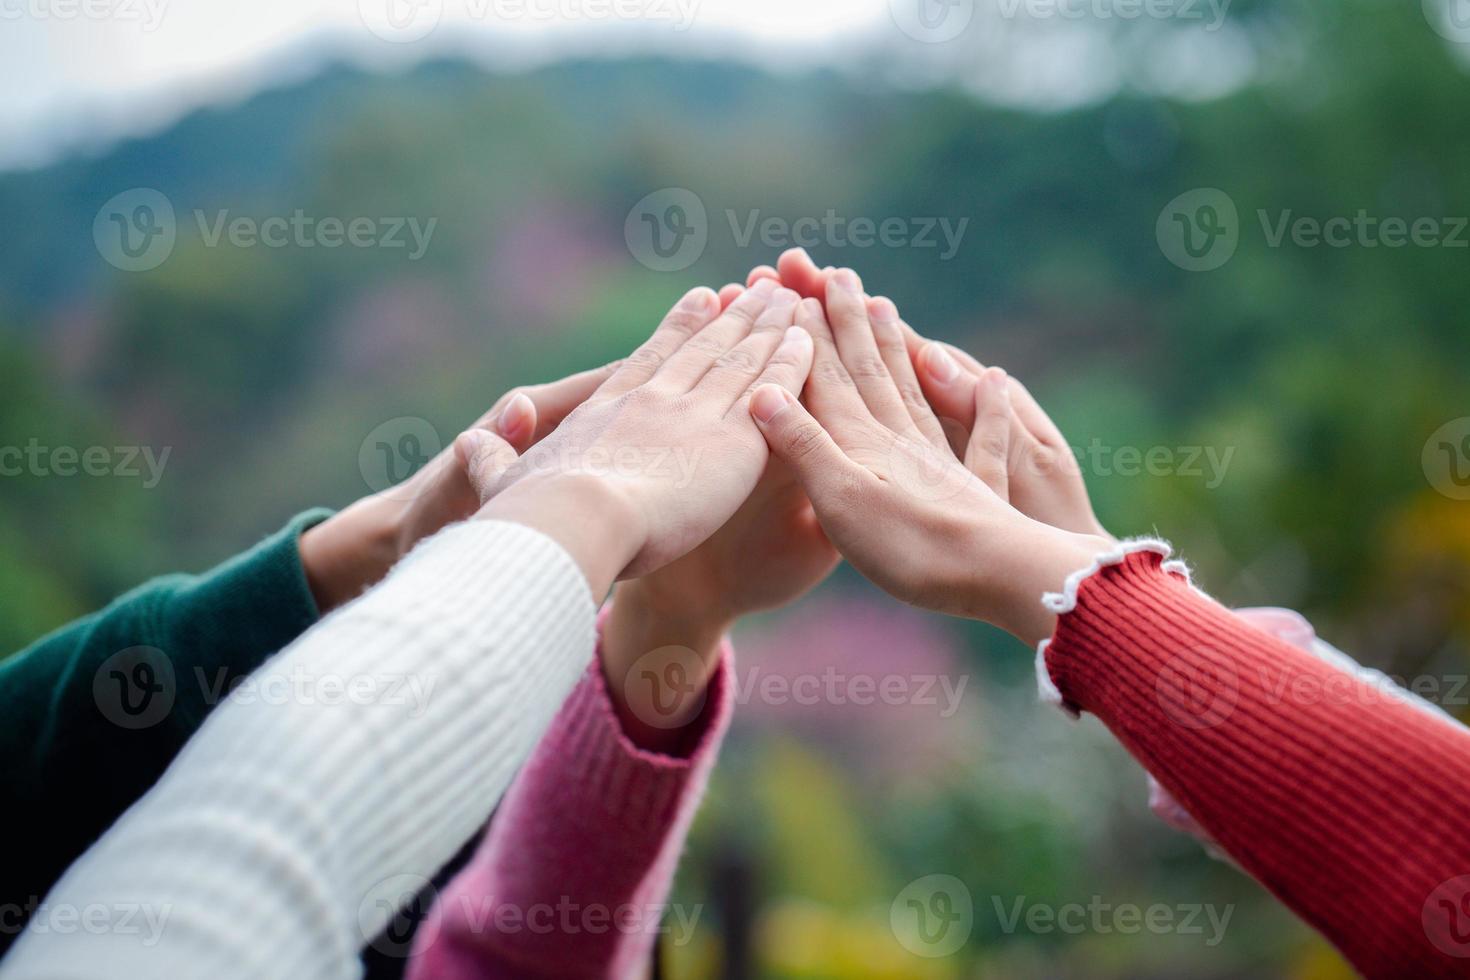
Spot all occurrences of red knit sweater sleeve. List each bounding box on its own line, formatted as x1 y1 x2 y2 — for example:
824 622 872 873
1042 547 1470 978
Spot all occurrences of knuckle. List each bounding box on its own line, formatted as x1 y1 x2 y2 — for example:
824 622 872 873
626 346 666 371
716 348 759 374
784 421 828 461
814 358 856 388
896 381 929 413
977 436 1010 461
684 335 727 358
848 354 890 382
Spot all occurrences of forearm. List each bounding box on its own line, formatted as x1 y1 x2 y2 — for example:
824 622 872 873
0 521 597 980
410 618 734 980
1039 541 1470 976
0 508 330 951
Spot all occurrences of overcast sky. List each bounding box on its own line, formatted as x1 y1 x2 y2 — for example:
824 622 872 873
1 0 1263 172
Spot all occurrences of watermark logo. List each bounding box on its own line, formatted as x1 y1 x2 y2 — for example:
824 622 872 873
1425 0 1470 44
1424 875 1470 958
622 645 708 729
360 873 439 957
992 895 1232 943
891 874 973 957
0 0 168 31
889 0 975 43
1155 653 1238 730
93 646 176 730
359 0 443 42
94 188 176 273
360 417 442 497
625 187 708 272
1423 417 1470 501
1156 188 1238 272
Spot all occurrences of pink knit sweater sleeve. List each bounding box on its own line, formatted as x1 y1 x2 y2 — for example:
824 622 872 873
406 615 734 979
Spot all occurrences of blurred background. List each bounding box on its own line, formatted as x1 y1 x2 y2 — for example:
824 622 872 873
4 0 1470 975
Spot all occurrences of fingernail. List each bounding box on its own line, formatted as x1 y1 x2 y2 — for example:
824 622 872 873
983 367 1008 389
923 343 960 384
773 287 800 306
799 298 823 318
496 392 534 438
750 277 778 297
833 268 861 292
679 287 716 311
868 296 898 322
750 384 793 424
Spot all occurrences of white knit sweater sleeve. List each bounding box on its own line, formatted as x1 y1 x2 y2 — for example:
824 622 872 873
0 519 597 980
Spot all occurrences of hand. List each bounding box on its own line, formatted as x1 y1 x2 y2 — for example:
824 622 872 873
746 247 1111 540
470 279 816 601
602 456 839 748
747 269 1110 646
297 361 619 611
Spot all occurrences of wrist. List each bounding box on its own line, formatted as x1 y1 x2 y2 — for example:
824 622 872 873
476 472 644 602
298 495 404 613
972 518 1112 648
600 580 729 754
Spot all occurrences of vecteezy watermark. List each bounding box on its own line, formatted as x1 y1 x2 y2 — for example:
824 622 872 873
1155 652 1239 730
995 0 1230 30
625 187 970 272
1424 875 1470 958
94 188 177 273
1071 440 1235 489
621 647 971 730
360 417 443 498
1424 417 1470 501
1159 187 1470 272
358 0 697 43
0 0 168 31
891 875 974 957
1424 0 1470 45
888 0 975 43
1156 188 1239 272
991 895 1233 945
359 873 704 958
0 898 172 945
94 189 437 272
94 647 439 730
0 440 171 488
197 665 438 717
93 646 177 730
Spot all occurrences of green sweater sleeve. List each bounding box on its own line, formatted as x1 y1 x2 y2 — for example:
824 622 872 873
0 508 332 942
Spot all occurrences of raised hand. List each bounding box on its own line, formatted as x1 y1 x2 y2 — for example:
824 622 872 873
746 269 1111 646
471 279 816 598
298 360 620 611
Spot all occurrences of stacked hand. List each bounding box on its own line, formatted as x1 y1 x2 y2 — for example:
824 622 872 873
311 251 1117 743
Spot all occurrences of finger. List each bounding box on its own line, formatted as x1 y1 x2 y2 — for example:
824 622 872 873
966 368 1012 499
926 339 1066 449
479 361 618 444
749 384 866 505
454 428 520 505
598 286 722 397
914 341 979 449
745 265 779 287
775 247 831 300
488 392 537 455
796 297 867 423
717 282 745 310
721 325 814 416
653 278 779 391
825 269 916 435
867 296 948 449
695 297 800 404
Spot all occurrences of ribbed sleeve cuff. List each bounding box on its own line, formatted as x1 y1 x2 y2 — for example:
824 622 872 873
554 625 734 832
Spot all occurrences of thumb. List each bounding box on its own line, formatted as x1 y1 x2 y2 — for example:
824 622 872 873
453 427 520 505
749 385 854 502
